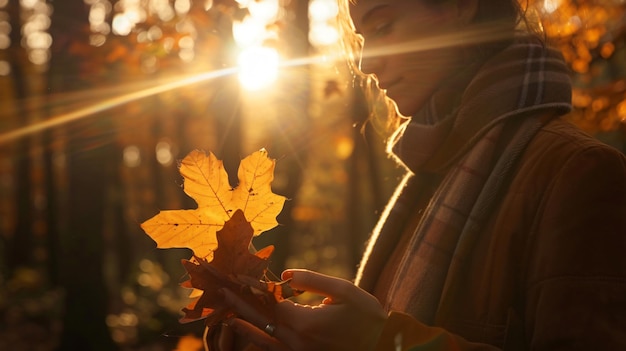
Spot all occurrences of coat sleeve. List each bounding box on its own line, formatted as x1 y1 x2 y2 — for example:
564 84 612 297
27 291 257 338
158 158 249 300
373 311 500 351
523 143 626 350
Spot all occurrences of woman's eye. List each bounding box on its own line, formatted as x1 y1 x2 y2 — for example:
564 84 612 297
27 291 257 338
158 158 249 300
372 22 392 37
358 5 396 40
363 20 392 40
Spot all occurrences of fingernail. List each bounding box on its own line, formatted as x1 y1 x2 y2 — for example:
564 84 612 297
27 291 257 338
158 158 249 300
281 270 293 280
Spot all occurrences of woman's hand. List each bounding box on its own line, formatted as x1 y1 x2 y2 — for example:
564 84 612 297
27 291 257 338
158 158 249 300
221 269 387 351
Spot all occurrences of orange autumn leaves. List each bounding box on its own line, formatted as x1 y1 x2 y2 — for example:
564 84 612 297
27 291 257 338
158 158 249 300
178 209 278 324
140 149 291 326
141 149 286 260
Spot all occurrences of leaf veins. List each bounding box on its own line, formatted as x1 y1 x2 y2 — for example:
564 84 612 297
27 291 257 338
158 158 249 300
140 149 286 260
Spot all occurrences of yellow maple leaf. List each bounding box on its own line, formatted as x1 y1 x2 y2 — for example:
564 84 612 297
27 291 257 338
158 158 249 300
140 149 286 260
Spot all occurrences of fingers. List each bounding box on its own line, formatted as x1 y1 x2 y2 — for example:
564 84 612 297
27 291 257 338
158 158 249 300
281 269 361 304
216 323 234 351
227 318 290 351
220 289 293 339
220 288 269 329
221 289 294 350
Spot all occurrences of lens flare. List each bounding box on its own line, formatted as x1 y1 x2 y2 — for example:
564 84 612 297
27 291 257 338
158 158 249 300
237 46 279 91
0 68 236 145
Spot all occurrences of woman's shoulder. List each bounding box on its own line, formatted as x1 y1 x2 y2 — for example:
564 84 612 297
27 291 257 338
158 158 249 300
524 117 625 167
510 116 626 195
535 117 622 153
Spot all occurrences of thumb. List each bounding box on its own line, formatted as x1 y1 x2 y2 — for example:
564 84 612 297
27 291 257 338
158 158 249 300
281 269 360 303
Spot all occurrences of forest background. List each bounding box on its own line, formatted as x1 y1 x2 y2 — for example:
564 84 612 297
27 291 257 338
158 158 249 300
0 0 625 350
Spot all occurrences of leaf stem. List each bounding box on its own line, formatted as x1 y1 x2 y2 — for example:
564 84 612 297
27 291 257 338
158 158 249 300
203 325 210 351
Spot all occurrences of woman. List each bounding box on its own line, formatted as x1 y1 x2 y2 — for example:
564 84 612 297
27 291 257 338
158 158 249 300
220 0 626 350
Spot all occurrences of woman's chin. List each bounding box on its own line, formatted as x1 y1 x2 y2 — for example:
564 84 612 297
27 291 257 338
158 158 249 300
392 99 426 118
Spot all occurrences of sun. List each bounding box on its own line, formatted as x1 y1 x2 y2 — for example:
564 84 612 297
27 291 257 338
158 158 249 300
237 46 280 91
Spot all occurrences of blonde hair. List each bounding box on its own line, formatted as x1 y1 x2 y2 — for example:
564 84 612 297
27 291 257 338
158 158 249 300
336 0 407 144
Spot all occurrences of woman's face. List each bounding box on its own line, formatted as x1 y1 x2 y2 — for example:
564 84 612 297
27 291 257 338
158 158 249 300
350 0 469 117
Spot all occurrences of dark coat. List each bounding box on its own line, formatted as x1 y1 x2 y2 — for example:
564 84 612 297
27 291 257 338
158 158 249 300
367 117 626 350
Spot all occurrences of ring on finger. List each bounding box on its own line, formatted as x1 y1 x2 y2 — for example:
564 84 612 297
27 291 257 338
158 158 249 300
264 323 276 336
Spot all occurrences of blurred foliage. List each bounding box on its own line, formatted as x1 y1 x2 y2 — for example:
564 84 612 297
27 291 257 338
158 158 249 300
105 258 195 349
0 267 63 351
530 0 626 135
67 2 223 80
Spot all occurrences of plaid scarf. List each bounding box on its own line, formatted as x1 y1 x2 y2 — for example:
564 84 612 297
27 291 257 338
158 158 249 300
355 39 572 324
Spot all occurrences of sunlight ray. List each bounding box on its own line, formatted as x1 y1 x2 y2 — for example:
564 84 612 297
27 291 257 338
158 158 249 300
0 22 511 146
0 67 237 145
356 22 516 65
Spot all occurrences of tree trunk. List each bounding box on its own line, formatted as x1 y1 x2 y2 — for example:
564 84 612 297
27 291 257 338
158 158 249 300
48 1 116 350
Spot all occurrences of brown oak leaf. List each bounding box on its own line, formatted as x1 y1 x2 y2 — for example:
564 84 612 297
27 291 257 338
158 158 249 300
179 210 296 326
